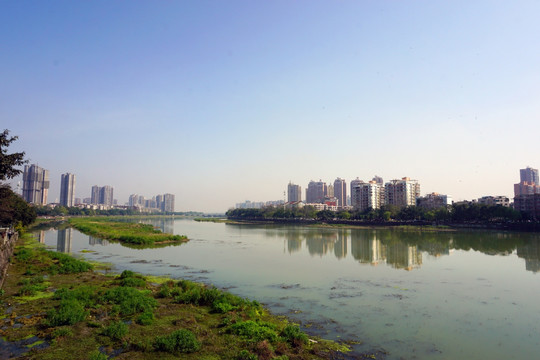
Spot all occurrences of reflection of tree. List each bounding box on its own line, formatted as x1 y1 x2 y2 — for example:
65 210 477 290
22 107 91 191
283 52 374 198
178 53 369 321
57 228 72 253
517 239 540 273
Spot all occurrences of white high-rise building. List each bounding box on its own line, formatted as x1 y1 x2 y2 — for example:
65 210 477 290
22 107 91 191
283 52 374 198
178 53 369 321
352 181 384 211
385 177 420 208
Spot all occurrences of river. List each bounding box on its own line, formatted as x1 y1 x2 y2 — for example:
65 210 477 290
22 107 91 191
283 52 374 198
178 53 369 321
33 219 540 359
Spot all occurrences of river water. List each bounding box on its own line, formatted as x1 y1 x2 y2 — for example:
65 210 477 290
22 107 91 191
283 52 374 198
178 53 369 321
33 219 540 359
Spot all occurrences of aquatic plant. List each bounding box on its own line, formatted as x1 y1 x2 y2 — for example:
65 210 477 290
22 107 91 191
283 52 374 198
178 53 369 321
154 329 201 354
103 320 128 341
47 299 87 326
229 320 279 343
281 324 309 346
103 286 157 316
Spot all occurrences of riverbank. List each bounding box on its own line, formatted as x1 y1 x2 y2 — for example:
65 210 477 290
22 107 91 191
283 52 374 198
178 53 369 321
0 232 351 359
225 217 540 232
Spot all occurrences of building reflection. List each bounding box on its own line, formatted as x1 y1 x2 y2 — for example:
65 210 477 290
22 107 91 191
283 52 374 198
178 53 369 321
89 235 110 246
516 240 540 273
36 230 45 244
350 230 422 270
351 231 385 265
57 228 72 253
334 229 348 259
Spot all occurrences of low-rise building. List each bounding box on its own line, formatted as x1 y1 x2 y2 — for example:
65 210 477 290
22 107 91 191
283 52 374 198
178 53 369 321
416 193 452 210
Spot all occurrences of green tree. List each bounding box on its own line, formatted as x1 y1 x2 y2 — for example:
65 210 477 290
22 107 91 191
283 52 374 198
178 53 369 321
0 184 36 226
0 129 27 181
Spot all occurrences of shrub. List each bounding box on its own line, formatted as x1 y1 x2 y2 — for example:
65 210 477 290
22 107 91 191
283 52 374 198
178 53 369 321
236 349 258 360
154 329 201 354
88 350 108 360
15 248 33 262
120 276 146 288
174 287 202 305
104 286 157 316
230 320 279 343
54 286 99 308
47 251 93 274
280 325 308 346
47 299 87 326
103 320 128 341
52 327 73 338
136 311 154 325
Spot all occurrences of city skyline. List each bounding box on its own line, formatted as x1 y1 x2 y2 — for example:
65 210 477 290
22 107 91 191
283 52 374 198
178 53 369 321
2 1 540 212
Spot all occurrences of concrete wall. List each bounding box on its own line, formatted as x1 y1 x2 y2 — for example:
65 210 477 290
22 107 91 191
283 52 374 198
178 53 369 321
0 229 18 289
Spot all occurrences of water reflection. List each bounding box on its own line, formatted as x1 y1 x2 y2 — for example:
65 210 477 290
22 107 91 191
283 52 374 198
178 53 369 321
89 236 110 246
224 224 540 273
56 228 72 253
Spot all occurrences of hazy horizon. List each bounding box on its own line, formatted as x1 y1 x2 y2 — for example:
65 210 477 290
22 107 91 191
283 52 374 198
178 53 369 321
2 1 539 213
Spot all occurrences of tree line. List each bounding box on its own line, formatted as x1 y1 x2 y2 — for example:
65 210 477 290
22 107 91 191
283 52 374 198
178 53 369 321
226 202 526 223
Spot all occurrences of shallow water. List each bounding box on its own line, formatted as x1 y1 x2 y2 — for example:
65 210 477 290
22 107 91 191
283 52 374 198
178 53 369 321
35 220 540 359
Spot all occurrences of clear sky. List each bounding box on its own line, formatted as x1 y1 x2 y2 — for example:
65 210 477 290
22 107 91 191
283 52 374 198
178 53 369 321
2 1 539 213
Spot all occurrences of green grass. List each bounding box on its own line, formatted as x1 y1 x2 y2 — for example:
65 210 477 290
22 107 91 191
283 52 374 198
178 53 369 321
68 217 188 245
0 229 352 360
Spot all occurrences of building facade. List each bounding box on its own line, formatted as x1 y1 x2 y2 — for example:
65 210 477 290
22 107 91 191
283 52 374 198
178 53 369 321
306 180 327 204
416 192 452 210
351 181 384 211
385 177 420 208
287 182 302 203
520 167 539 185
60 173 76 207
91 185 114 206
162 193 175 213
22 164 50 205
477 196 510 207
333 178 347 208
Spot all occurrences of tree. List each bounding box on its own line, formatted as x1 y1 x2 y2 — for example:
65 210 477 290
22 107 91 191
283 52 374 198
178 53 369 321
0 184 36 226
0 129 27 181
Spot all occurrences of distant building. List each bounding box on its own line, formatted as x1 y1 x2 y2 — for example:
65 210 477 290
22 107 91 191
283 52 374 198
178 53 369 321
60 173 76 207
372 175 384 185
22 164 50 205
385 177 420 208
100 186 114 206
236 200 264 209
333 178 347 209
327 184 334 197
477 196 510 207
520 167 539 185
306 180 327 204
417 193 452 210
352 181 384 211
91 185 113 206
162 193 175 212
287 182 302 203
514 194 540 220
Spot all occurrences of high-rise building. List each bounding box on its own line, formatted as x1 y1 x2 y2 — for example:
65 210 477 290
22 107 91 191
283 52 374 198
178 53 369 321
100 186 114 206
333 178 347 208
162 193 175 213
91 185 113 206
60 173 76 207
352 181 384 211
520 167 539 185
287 182 302 203
22 164 50 205
306 180 327 204
385 177 420 208
91 186 100 204
350 178 364 204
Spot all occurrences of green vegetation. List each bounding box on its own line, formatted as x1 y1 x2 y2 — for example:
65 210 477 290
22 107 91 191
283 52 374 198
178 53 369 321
227 202 526 224
0 231 351 359
68 217 188 246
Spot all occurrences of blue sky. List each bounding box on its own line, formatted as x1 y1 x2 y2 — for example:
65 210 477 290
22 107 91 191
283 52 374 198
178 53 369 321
2 1 539 212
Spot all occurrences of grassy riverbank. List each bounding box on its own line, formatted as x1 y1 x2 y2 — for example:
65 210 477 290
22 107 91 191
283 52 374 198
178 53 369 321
0 232 351 359
68 217 188 246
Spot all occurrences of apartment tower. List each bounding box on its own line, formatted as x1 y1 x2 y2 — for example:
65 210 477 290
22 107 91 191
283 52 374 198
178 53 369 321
60 173 76 207
22 164 50 205
287 182 302 203
333 178 347 208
